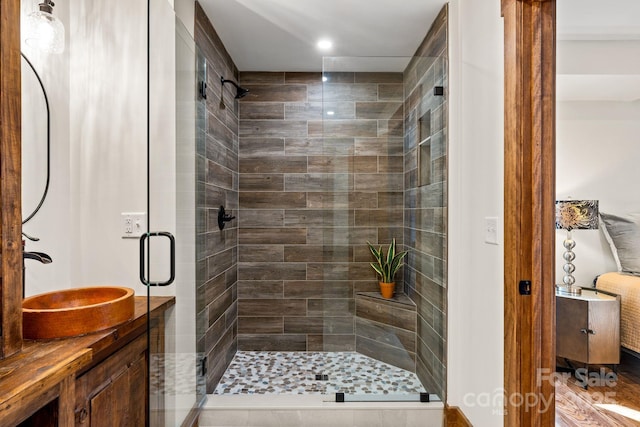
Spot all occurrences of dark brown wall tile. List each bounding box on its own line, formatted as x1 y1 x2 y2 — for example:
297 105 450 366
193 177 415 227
240 72 285 84
356 336 416 372
239 192 306 209
239 174 284 192
238 334 306 351
354 173 404 191
307 334 356 351
238 228 307 245
283 245 352 263
306 192 377 209
240 103 285 120
316 83 378 101
287 138 355 156
355 102 403 120
308 120 378 138
239 138 285 157
240 156 307 173
238 299 307 316
356 298 417 332
378 156 404 173
283 281 353 298
241 85 307 102
285 173 353 192
285 72 322 84
284 210 353 227
355 72 403 84
307 298 355 316
238 209 284 227
283 317 353 334
237 280 284 299
238 316 284 334
238 245 284 262
356 317 416 351
378 84 404 101
354 137 404 156
237 262 306 281
240 120 308 138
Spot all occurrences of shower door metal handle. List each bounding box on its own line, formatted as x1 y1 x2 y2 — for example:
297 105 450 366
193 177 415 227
139 231 175 286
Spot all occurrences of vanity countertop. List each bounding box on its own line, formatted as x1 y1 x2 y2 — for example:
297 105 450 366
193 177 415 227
0 296 174 426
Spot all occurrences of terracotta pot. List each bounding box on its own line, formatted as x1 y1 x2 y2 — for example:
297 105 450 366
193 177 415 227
379 281 395 299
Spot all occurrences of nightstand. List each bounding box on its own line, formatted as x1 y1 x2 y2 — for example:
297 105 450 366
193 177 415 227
556 288 620 369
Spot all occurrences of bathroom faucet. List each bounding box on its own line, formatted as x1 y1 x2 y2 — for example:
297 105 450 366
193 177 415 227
23 251 53 264
22 242 53 297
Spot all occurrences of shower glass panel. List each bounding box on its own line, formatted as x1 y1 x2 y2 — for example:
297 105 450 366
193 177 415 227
147 0 206 424
321 56 448 403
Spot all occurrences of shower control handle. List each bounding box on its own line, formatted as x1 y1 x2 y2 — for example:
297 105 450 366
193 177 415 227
218 206 235 230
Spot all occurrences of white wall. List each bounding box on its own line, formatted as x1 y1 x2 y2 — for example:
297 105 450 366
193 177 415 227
556 100 640 285
21 0 71 297
22 0 199 424
448 1 505 426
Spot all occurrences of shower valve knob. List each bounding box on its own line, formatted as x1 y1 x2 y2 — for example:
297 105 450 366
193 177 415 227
218 206 235 230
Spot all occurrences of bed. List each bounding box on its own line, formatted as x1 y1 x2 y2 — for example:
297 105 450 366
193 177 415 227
593 212 640 352
596 272 640 353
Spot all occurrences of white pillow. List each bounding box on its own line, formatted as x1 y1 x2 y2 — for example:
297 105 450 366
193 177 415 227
600 212 640 275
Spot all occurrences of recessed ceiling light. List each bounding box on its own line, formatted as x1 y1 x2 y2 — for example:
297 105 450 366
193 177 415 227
322 76 328 82
317 39 332 50
326 111 335 116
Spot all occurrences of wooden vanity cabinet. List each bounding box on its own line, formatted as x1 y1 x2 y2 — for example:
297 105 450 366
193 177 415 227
74 334 147 426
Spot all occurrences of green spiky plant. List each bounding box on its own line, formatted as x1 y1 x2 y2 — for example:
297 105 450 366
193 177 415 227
367 239 408 283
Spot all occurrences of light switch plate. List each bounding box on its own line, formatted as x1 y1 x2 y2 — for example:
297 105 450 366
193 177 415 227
122 212 146 238
485 217 499 245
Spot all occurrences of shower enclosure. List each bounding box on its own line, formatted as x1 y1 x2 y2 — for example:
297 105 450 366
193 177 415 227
149 2 449 425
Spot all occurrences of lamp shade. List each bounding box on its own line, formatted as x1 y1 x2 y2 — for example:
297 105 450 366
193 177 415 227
555 200 599 231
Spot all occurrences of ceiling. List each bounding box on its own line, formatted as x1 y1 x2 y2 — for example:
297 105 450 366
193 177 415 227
198 0 640 101
557 0 640 102
198 0 446 72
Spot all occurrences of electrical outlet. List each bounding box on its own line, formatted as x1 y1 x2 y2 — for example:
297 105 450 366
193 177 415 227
122 212 146 238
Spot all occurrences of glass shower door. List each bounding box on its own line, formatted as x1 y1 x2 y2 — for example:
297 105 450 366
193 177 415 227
145 0 206 424
321 56 447 403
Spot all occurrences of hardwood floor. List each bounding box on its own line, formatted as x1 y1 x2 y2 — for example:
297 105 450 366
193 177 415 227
556 351 640 426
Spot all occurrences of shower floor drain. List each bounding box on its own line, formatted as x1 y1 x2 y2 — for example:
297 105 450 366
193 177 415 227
315 374 329 381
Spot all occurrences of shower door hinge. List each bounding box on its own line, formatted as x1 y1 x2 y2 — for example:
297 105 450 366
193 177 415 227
199 81 207 99
201 356 208 376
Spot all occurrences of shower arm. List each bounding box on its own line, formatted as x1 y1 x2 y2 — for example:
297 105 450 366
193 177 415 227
221 76 241 90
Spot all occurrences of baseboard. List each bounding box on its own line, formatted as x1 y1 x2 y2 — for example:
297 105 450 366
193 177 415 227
445 405 473 427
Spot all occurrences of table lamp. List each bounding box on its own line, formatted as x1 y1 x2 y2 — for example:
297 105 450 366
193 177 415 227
555 199 599 295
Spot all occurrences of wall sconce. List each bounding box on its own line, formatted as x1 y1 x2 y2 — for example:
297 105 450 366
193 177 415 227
24 0 65 54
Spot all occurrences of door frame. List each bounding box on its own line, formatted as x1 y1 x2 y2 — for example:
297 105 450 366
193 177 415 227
502 0 556 425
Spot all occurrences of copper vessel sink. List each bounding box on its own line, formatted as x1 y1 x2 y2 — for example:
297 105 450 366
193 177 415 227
23 286 135 339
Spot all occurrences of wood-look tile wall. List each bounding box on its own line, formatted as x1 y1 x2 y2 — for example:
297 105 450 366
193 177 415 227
355 293 417 372
237 71 405 352
403 5 448 400
194 2 239 393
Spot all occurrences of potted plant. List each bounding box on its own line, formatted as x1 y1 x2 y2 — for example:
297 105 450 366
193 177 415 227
367 239 408 299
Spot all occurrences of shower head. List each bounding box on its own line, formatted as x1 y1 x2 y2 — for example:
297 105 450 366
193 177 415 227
220 76 249 99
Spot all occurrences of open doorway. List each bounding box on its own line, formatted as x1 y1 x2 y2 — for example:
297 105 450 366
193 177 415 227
554 1 640 425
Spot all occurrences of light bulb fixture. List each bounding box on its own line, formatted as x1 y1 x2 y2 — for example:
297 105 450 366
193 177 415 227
24 0 65 54
317 39 332 50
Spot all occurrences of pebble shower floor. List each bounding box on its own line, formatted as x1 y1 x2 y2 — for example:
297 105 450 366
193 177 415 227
213 351 426 395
